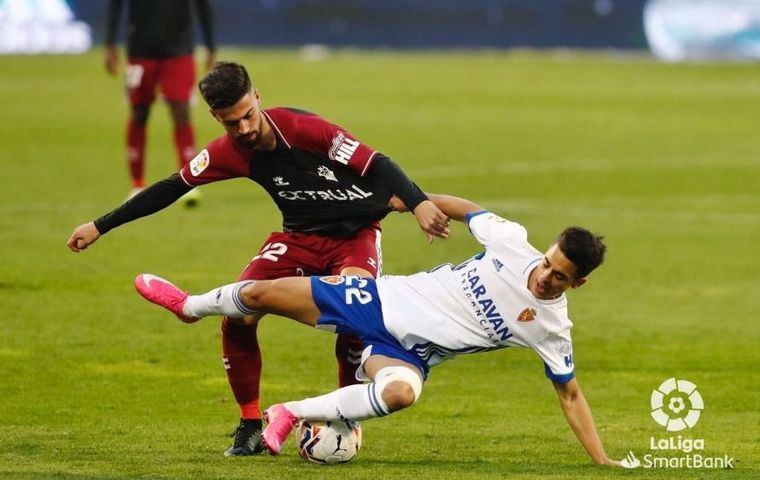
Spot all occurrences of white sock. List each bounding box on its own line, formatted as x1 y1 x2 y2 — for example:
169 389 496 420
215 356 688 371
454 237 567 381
182 281 256 318
286 383 389 422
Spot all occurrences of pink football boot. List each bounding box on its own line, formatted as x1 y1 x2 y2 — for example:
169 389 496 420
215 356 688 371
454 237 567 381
134 274 198 323
262 404 299 455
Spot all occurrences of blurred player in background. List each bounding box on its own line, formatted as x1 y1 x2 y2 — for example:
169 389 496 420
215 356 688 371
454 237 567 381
68 62 449 456
135 193 622 467
105 0 216 204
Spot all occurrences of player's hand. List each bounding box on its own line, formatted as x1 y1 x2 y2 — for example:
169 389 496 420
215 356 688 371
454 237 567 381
605 458 623 467
67 222 101 253
105 45 119 76
412 200 450 243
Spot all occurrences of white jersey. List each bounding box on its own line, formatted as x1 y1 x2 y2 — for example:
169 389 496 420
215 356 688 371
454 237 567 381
376 211 575 382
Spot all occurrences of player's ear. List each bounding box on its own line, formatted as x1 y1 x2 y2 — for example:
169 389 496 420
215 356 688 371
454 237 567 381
571 277 587 289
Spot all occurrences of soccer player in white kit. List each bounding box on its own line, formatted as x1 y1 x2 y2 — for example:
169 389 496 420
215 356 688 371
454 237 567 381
135 193 622 467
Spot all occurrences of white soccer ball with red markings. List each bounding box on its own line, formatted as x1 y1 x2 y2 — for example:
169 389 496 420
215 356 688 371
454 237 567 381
295 420 362 465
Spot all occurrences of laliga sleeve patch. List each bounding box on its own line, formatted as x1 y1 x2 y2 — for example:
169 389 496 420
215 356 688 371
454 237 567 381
189 149 210 177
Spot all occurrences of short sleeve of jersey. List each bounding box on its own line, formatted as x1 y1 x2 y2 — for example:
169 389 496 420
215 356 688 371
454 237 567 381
465 211 528 249
178 136 249 186
534 332 575 384
281 111 378 176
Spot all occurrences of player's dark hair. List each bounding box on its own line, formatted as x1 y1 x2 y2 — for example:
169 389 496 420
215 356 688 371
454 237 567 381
199 61 252 110
557 227 606 279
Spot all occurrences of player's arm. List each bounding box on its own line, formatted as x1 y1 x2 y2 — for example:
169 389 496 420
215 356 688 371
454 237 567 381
552 378 620 466
193 0 217 71
389 193 483 223
67 173 192 252
367 154 450 241
104 0 123 76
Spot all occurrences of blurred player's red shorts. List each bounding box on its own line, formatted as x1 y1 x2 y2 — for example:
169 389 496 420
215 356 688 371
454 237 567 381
125 54 195 105
237 225 383 282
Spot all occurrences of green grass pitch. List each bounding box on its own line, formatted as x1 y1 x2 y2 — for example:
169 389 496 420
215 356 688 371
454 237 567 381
0 48 758 479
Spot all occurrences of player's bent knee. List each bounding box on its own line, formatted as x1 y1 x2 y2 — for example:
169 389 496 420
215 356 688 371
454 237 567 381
238 281 266 311
382 381 416 411
374 366 423 413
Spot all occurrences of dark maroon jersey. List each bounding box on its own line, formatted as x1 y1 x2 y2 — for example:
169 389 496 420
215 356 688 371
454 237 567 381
179 108 393 237
106 0 215 59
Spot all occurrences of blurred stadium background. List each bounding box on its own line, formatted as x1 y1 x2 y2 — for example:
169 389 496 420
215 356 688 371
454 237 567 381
1 1 758 479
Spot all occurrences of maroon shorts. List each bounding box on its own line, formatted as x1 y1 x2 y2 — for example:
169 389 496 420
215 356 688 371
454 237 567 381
237 225 383 282
125 54 195 105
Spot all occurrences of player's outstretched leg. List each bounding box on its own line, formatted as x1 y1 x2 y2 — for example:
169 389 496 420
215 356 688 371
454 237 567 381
135 274 258 322
135 274 320 328
261 357 424 455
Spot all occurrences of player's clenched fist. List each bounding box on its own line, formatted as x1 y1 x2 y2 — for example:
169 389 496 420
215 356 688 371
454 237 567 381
67 222 101 252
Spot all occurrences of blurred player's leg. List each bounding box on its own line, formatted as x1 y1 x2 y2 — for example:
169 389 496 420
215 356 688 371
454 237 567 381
162 55 196 168
126 104 150 195
125 58 157 195
161 55 199 207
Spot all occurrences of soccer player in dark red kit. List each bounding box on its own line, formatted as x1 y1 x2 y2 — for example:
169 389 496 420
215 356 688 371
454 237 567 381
68 62 450 456
105 0 216 203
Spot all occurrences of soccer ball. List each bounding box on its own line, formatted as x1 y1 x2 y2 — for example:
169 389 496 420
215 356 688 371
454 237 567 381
295 420 362 465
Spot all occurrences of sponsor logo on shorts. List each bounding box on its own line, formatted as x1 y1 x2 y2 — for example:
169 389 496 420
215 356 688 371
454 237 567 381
319 276 345 285
189 149 210 177
517 307 537 322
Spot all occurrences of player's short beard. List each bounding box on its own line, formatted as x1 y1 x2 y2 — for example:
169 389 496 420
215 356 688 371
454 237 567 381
236 131 259 148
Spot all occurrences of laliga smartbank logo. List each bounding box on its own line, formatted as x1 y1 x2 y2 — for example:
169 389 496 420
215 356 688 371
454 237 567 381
650 377 703 431
620 378 734 469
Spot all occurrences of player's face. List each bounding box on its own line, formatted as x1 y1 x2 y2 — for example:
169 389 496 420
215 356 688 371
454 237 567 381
529 244 586 299
212 91 265 148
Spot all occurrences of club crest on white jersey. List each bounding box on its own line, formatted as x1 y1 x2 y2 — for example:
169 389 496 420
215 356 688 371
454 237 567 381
189 149 210 177
328 131 360 165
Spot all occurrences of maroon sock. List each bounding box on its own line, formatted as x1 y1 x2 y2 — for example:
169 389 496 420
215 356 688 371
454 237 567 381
173 122 195 168
335 334 363 387
222 318 263 420
126 119 146 187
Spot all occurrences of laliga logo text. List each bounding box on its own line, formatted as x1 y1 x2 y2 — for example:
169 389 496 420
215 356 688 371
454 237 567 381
621 378 734 469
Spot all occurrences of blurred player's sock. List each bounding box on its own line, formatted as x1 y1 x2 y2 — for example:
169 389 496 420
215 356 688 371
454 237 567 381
173 123 195 167
224 418 265 456
182 281 256 318
284 383 389 422
335 334 363 387
126 119 146 188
